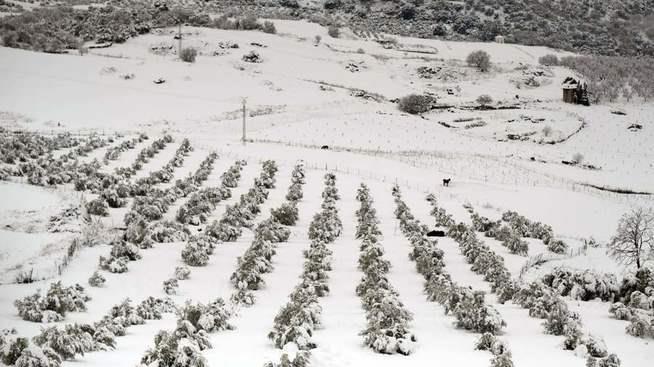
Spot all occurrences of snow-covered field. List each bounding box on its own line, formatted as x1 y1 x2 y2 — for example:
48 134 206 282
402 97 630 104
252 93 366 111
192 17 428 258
0 19 653 367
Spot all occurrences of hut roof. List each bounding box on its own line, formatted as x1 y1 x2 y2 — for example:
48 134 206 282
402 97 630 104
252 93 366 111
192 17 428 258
562 76 584 89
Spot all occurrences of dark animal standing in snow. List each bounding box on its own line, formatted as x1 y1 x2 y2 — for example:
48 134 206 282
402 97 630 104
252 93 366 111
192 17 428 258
321 145 329 150
442 178 451 187
427 230 446 237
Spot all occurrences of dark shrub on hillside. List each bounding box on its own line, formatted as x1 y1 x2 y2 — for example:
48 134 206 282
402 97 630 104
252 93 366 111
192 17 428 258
539 54 559 66
279 0 300 8
433 24 447 36
467 50 491 72
327 25 340 38
398 94 435 114
239 14 260 30
262 21 277 34
476 94 493 106
400 4 417 20
180 48 197 63
324 0 342 10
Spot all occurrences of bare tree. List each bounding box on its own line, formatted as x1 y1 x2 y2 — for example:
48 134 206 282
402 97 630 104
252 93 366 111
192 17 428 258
608 208 654 269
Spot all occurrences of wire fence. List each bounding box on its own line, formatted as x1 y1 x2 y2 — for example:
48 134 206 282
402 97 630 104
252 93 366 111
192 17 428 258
208 142 653 206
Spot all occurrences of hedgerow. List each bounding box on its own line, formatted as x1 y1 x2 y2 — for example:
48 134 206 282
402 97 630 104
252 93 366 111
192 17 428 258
393 186 512 362
268 173 341 354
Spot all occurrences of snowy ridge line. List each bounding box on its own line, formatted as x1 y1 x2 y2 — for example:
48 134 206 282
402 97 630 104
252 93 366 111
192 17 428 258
2 295 177 367
391 186 511 366
426 197 623 366
135 161 296 367
266 171 343 366
354 183 417 355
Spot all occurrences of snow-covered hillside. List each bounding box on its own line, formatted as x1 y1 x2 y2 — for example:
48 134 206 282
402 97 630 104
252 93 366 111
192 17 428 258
0 19 653 367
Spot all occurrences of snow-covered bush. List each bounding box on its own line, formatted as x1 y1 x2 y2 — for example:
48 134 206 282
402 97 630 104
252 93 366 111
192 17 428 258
98 256 128 273
627 291 652 310
176 185 231 225
255 218 291 243
547 239 568 254
136 297 176 320
206 221 242 242
308 209 342 243
181 235 217 267
501 230 529 256
587 354 621 367
475 332 514 366
260 160 278 189
1 336 29 365
448 287 506 334
285 183 303 202
110 240 142 261
146 221 191 244
124 214 150 246
14 345 62 367
608 302 633 320
540 268 619 301
231 244 272 293
88 271 106 287
14 282 90 322
101 188 128 208
32 324 98 360
617 268 654 305
140 325 209 367
284 163 305 202
268 285 321 350
624 312 654 338
177 299 233 332
219 161 243 188
163 279 179 295
85 197 109 216
175 266 191 280
271 202 299 226
104 299 143 328
99 240 141 273
263 342 311 367
301 241 333 297
471 212 501 233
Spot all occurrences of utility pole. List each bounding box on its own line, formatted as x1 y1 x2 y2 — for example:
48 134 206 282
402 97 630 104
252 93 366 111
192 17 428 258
178 23 182 57
241 97 247 145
